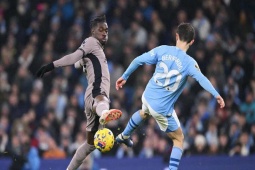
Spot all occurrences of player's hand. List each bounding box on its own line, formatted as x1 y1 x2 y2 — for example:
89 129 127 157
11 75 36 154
216 95 225 108
36 63 55 78
116 77 126 90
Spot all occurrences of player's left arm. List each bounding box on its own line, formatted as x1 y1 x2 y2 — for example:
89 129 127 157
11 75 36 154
36 50 84 77
122 48 159 80
188 60 225 108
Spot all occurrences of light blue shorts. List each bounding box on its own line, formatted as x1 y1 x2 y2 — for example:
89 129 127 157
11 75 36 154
142 95 180 133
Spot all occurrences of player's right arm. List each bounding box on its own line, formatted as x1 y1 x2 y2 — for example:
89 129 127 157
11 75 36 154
116 46 161 90
36 38 92 78
187 59 225 108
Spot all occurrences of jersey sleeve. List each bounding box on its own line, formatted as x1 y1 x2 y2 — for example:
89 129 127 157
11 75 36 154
187 59 219 98
78 38 95 57
53 50 83 67
122 47 160 80
53 38 95 68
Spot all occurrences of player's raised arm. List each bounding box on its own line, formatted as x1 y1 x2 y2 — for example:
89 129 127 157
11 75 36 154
122 47 161 79
36 50 83 78
36 36 98 78
187 60 225 108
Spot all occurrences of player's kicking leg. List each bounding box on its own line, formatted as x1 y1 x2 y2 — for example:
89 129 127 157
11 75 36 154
67 95 122 170
99 109 122 125
116 110 148 147
93 95 122 125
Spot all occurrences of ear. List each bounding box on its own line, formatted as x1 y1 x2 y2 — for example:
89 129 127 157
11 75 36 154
189 39 195 46
91 28 95 35
176 33 179 41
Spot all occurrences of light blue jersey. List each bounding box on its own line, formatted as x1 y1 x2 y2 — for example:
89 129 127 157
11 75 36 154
122 45 219 117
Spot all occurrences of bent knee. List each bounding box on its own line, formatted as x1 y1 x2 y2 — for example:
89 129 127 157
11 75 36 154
168 128 184 142
93 95 110 111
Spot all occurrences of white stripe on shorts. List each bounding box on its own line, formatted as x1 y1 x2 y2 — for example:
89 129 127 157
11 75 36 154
142 95 180 132
142 95 168 131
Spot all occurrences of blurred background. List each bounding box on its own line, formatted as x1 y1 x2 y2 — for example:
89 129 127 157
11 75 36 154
0 0 255 170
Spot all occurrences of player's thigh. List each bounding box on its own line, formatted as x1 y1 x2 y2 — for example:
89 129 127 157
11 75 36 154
85 96 102 134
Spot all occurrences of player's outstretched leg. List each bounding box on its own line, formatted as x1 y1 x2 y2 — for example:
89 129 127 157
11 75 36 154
116 110 145 147
167 128 184 170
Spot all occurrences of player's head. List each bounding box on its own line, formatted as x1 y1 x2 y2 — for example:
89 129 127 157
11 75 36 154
176 23 195 46
90 14 108 45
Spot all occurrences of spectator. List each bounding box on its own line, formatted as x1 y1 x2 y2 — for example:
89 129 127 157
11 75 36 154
192 8 211 40
191 134 208 155
42 137 66 159
240 92 255 125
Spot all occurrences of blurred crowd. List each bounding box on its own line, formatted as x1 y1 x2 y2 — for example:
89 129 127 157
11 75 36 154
0 0 255 169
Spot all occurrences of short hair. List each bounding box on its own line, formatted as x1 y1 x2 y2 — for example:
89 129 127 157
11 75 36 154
176 23 195 43
90 14 106 29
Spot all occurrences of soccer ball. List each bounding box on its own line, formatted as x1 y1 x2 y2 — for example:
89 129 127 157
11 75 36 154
94 128 114 152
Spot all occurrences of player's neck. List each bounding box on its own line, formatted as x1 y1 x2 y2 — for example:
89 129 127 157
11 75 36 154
176 41 189 52
91 36 105 49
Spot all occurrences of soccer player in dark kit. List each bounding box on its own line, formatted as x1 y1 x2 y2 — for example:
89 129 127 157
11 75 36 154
36 15 122 170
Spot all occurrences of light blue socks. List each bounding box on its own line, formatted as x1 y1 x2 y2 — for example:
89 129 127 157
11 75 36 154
122 110 143 137
169 146 183 170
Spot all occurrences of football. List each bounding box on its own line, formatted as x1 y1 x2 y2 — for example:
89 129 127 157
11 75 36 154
94 128 114 152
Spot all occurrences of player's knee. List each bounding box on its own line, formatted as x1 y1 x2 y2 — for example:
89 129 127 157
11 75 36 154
93 95 110 111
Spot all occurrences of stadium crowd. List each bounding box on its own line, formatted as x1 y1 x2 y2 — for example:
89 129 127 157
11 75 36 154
0 0 255 169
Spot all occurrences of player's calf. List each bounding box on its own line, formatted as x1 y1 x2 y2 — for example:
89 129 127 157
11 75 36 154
167 127 184 170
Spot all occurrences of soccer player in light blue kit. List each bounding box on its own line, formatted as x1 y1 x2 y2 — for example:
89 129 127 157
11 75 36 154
115 23 225 170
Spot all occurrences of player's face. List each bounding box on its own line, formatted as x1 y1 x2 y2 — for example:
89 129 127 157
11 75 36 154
92 22 108 45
